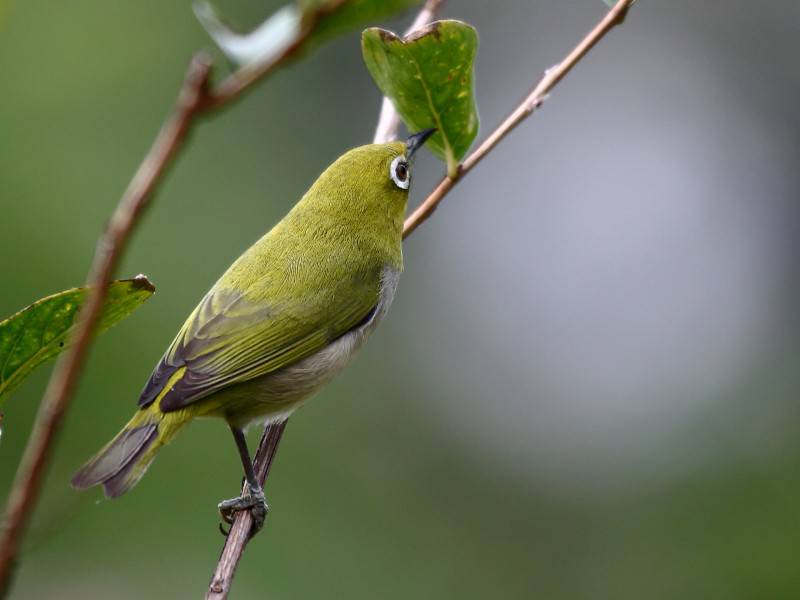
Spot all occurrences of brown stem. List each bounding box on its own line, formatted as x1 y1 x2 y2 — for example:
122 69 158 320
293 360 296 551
206 420 287 600
403 0 634 238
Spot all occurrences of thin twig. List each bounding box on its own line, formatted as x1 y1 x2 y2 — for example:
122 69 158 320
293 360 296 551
373 0 445 144
403 0 634 238
206 421 286 599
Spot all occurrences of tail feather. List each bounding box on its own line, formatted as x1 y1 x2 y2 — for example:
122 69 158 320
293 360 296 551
100 425 159 498
71 406 187 498
71 424 157 489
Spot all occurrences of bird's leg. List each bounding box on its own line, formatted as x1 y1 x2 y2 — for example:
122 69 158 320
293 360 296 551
218 425 269 537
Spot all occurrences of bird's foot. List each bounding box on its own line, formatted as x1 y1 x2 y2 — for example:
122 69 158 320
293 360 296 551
218 485 269 538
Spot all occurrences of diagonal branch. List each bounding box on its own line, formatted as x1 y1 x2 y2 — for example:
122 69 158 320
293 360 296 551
403 0 634 237
207 420 287 599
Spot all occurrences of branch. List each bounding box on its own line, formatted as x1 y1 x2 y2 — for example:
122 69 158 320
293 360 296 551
207 420 286 599
403 0 634 238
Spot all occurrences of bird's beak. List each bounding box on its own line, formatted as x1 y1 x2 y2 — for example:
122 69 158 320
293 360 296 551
405 128 436 160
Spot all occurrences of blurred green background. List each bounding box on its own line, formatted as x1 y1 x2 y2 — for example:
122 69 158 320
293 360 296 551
3 1 800 598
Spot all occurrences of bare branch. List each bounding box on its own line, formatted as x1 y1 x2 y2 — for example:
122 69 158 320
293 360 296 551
373 0 445 143
403 0 634 238
207 421 287 600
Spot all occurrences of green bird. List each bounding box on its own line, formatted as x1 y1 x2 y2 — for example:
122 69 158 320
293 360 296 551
72 130 435 531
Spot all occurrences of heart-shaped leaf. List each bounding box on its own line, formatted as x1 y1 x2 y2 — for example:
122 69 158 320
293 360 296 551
0 276 155 407
362 20 479 175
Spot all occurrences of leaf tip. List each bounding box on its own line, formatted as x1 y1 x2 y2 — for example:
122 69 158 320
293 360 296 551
362 27 398 44
132 274 156 294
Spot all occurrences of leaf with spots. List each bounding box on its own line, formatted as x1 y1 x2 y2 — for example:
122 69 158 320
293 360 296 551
362 20 479 175
0 277 155 407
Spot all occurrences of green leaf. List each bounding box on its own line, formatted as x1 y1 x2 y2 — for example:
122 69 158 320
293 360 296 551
362 20 479 175
195 0 421 68
300 0 421 46
0 276 155 407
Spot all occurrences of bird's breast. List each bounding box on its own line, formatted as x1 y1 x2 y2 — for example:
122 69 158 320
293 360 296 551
221 264 400 427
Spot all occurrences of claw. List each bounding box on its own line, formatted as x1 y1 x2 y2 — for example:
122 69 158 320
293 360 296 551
217 485 269 538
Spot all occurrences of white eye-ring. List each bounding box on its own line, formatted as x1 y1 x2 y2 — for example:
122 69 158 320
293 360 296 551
390 155 410 190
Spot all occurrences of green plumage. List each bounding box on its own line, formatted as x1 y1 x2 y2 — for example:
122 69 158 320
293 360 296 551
73 140 416 498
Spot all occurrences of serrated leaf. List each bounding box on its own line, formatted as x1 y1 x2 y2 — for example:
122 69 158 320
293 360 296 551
362 20 479 175
0 276 155 407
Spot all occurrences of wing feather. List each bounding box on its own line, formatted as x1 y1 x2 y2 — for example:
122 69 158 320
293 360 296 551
139 268 380 412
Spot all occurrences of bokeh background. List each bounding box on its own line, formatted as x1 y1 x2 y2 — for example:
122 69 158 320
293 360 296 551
2 0 800 598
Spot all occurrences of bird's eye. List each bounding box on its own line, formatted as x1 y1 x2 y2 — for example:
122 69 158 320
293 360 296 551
390 156 410 190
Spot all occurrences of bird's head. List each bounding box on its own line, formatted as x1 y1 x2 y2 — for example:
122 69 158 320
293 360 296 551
303 129 436 236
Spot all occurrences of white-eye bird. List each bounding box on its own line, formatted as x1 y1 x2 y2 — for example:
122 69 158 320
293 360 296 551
72 129 435 532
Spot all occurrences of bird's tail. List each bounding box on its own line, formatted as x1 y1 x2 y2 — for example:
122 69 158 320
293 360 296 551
71 402 190 498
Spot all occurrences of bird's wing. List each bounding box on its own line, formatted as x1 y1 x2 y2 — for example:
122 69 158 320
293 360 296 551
138 268 381 412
